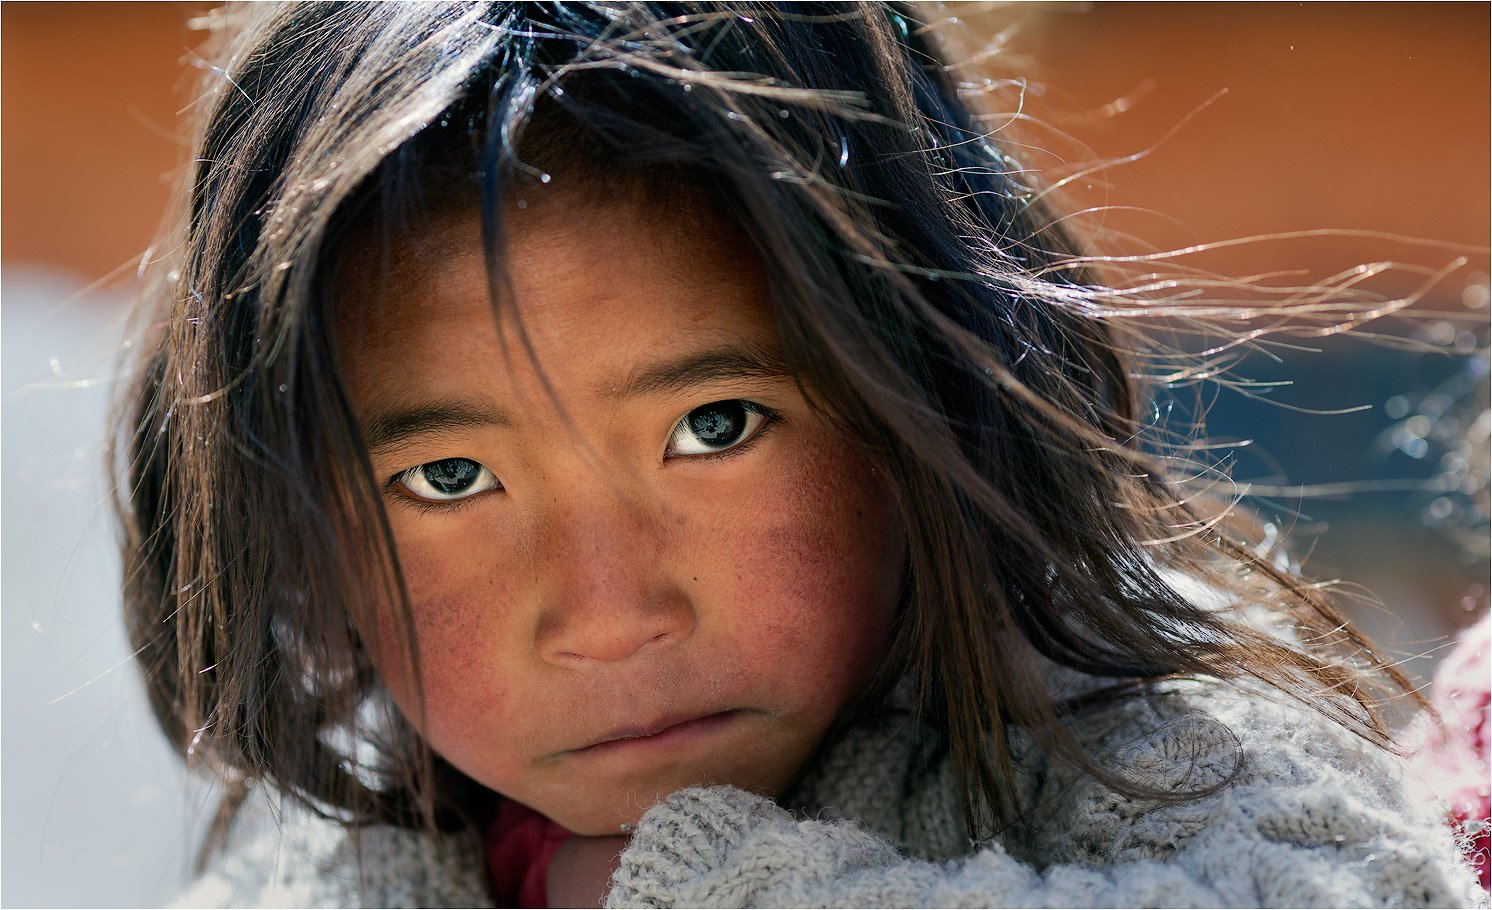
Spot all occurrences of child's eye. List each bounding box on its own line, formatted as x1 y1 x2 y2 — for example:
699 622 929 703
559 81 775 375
394 457 500 502
665 400 777 457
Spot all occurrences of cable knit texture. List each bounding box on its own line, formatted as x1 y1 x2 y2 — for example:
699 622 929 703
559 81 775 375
174 679 1485 908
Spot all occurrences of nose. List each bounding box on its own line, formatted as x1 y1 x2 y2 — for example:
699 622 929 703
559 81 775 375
533 479 695 667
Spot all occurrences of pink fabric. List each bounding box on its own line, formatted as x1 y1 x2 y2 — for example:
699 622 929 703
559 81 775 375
1415 611 1490 891
485 800 571 908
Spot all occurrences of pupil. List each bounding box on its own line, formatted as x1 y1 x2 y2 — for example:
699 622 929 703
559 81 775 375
688 401 745 447
423 458 480 494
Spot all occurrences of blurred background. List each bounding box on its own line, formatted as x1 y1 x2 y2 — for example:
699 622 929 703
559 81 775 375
2 3 1487 906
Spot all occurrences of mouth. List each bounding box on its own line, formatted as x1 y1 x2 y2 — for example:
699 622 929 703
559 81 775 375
568 709 744 758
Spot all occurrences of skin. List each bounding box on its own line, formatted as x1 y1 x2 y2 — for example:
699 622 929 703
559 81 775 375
546 833 630 908
335 173 906 901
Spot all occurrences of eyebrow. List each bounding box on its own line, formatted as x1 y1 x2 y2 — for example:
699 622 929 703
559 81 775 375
607 342 792 399
361 343 793 456
363 402 513 456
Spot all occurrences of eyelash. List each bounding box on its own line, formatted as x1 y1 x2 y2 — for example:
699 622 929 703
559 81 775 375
665 400 781 462
384 400 783 513
400 492 485 517
382 471 495 516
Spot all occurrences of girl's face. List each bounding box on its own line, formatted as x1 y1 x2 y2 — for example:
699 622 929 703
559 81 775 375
336 178 906 835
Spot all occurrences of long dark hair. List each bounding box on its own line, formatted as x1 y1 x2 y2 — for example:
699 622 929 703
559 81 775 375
114 1 1418 845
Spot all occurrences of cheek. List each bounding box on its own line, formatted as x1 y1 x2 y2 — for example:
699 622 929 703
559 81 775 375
714 436 904 706
362 550 517 732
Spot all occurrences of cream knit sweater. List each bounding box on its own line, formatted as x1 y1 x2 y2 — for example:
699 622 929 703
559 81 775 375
175 679 1485 908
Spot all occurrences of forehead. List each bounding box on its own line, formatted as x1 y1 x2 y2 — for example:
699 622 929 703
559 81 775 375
332 179 779 407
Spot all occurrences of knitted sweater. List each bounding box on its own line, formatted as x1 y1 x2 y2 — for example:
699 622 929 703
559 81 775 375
174 679 1485 908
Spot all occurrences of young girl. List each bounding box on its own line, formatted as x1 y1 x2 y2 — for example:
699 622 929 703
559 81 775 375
116 2 1485 907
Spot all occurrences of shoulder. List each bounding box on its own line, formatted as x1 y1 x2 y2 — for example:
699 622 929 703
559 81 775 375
782 699 987 863
171 792 492 909
1028 679 1485 906
1048 678 1407 819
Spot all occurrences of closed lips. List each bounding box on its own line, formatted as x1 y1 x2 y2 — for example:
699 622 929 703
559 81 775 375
574 710 740 753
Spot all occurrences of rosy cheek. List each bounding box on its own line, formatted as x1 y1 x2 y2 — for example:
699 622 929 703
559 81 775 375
380 590 529 767
368 554 505 716
722 443 903 707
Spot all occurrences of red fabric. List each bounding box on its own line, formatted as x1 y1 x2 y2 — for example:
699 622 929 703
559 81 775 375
1415 611 1491 891
485 800 572 908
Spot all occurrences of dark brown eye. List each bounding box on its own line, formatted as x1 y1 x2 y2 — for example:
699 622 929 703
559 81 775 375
397 457 499 501
688 401 747 447
667 400 771 457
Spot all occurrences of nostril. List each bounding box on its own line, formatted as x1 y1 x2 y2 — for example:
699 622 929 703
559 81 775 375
541 617 689 666
536 583 696 666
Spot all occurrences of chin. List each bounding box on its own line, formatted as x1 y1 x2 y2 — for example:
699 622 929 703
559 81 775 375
540 794 675 837
541 774 786 836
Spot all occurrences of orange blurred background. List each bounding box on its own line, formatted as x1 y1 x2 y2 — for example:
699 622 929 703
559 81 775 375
4 2 1488 286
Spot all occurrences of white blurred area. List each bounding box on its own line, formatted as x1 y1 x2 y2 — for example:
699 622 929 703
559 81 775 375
2 267 213 907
